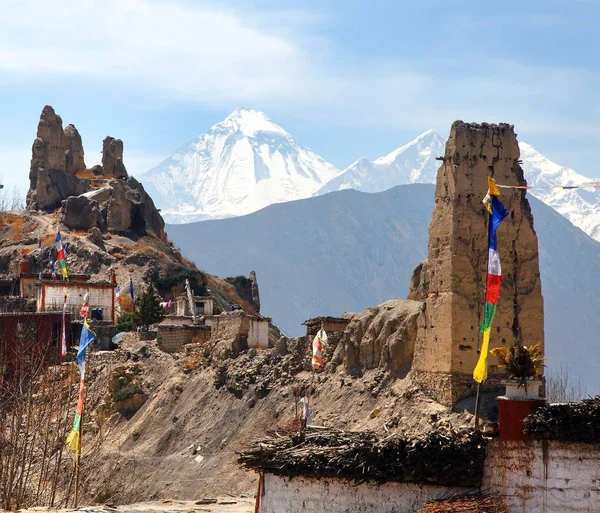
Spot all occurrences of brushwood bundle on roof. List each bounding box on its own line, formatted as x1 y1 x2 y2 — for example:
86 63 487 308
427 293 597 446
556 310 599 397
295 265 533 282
524 396 600 442
417 494 506 513
237 427 487 486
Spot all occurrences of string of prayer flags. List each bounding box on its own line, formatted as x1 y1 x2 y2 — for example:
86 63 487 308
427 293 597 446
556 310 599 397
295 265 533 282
473 178 508 384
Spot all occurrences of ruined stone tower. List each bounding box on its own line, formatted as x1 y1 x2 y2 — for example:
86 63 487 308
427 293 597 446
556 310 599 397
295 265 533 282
409 121 544 405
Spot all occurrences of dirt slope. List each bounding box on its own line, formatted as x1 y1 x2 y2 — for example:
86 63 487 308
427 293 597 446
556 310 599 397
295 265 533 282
80 333 473 504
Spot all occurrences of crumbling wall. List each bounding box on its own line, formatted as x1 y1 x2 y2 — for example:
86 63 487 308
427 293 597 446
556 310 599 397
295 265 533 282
410 121 544 405
157 325 211 353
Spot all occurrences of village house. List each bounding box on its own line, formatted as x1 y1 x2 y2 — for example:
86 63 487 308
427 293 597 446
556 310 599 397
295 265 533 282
35 279 117 322
157 290 271 353
0 310 71 382
175 293 214 317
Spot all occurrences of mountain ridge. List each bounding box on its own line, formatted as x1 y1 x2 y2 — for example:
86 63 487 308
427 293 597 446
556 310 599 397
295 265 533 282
168 184 600 393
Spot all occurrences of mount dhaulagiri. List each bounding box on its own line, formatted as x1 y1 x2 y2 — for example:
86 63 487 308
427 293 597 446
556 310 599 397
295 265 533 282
168 184 600 393
143 108 340 223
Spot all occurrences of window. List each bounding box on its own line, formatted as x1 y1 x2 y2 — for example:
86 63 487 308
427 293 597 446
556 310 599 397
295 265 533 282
194 302 205 315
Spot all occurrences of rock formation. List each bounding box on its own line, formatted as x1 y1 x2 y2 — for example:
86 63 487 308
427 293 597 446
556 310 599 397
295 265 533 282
61 195 105 231
335 300 422 376
102 136 128 179
249 270 261 313
28 106 88 210
26 106 166 241
410 121 544 405
64 124 86 175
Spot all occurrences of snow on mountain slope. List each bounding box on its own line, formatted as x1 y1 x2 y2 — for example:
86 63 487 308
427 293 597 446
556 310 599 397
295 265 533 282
316 130 446 195
518 143 600 241
143 108 340 223
315 129 600 242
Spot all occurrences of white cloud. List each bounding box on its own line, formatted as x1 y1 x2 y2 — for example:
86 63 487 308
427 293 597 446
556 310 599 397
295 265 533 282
0 0 597 139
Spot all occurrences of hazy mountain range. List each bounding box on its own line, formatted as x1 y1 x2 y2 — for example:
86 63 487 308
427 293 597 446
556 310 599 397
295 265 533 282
168 184 600 393
143 109 600 244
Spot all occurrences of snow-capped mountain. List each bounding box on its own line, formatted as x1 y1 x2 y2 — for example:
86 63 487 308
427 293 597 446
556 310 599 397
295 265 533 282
144 108 340 223
518 143 600 241
315 130 600 242
316 129 446 195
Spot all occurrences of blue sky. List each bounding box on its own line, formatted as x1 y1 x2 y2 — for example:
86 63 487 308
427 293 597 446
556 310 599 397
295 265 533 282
1 0 599 193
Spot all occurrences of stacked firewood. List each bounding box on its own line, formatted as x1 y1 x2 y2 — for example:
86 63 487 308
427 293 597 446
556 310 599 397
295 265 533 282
237 426 486 486
417 494 506 513
524 396 600 442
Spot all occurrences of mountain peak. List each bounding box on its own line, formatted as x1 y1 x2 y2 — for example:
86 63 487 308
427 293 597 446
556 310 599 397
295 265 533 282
220 108 288 138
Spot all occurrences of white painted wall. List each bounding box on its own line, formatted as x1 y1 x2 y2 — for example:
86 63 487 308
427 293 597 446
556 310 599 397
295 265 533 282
482 440 600 513
258 440 600 513
38 283 115 321
259 474 470 513
248 318 269 349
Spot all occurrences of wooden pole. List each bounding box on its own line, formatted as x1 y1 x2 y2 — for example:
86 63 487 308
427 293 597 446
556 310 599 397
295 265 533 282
73 382 84 508
474 382 482 429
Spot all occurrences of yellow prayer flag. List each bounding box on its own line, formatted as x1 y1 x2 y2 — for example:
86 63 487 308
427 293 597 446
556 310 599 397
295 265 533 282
66 430 79 452
488 177 500 197
473 327 491 383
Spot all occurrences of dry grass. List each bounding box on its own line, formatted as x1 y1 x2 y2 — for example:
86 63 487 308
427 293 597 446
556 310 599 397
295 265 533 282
183 355 203 373
41 233 56 245
0 215 25 241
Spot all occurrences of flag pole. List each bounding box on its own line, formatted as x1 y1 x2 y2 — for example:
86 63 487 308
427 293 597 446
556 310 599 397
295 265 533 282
474 196 492 430
73 381 84 507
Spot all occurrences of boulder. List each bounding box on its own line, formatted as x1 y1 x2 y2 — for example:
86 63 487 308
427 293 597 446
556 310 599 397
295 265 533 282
102 136 128 179
61 195 105 231
31 168 89 211
64 124 86 175
105 178 165 240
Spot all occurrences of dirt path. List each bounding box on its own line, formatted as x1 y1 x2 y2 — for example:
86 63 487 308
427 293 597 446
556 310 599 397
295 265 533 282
13 498 255 513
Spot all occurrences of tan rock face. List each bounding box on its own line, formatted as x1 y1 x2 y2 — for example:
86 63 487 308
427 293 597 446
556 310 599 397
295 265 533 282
102 136 128 179
25 105 166 240
29 105 67 180
411 121 544 405
64 124 86 175
338 299 423 376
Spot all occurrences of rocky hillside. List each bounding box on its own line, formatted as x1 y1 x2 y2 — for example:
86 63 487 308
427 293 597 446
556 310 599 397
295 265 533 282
0 105 261 312
79 308 472 504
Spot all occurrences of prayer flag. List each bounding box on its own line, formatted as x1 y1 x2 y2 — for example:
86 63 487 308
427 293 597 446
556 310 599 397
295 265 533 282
75 319 96 379
115 285 121 315
61 291 68 358
66 378 85 451
55 231 68 279
185 278 196 321
312 328 328 371
474 178 508 384
67 321 96 451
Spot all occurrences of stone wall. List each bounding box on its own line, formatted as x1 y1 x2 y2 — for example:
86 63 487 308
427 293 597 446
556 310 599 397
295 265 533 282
411 121 544 405
157 324 210 353
259 474 471 513
482 440 600 513
258 440 600 513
